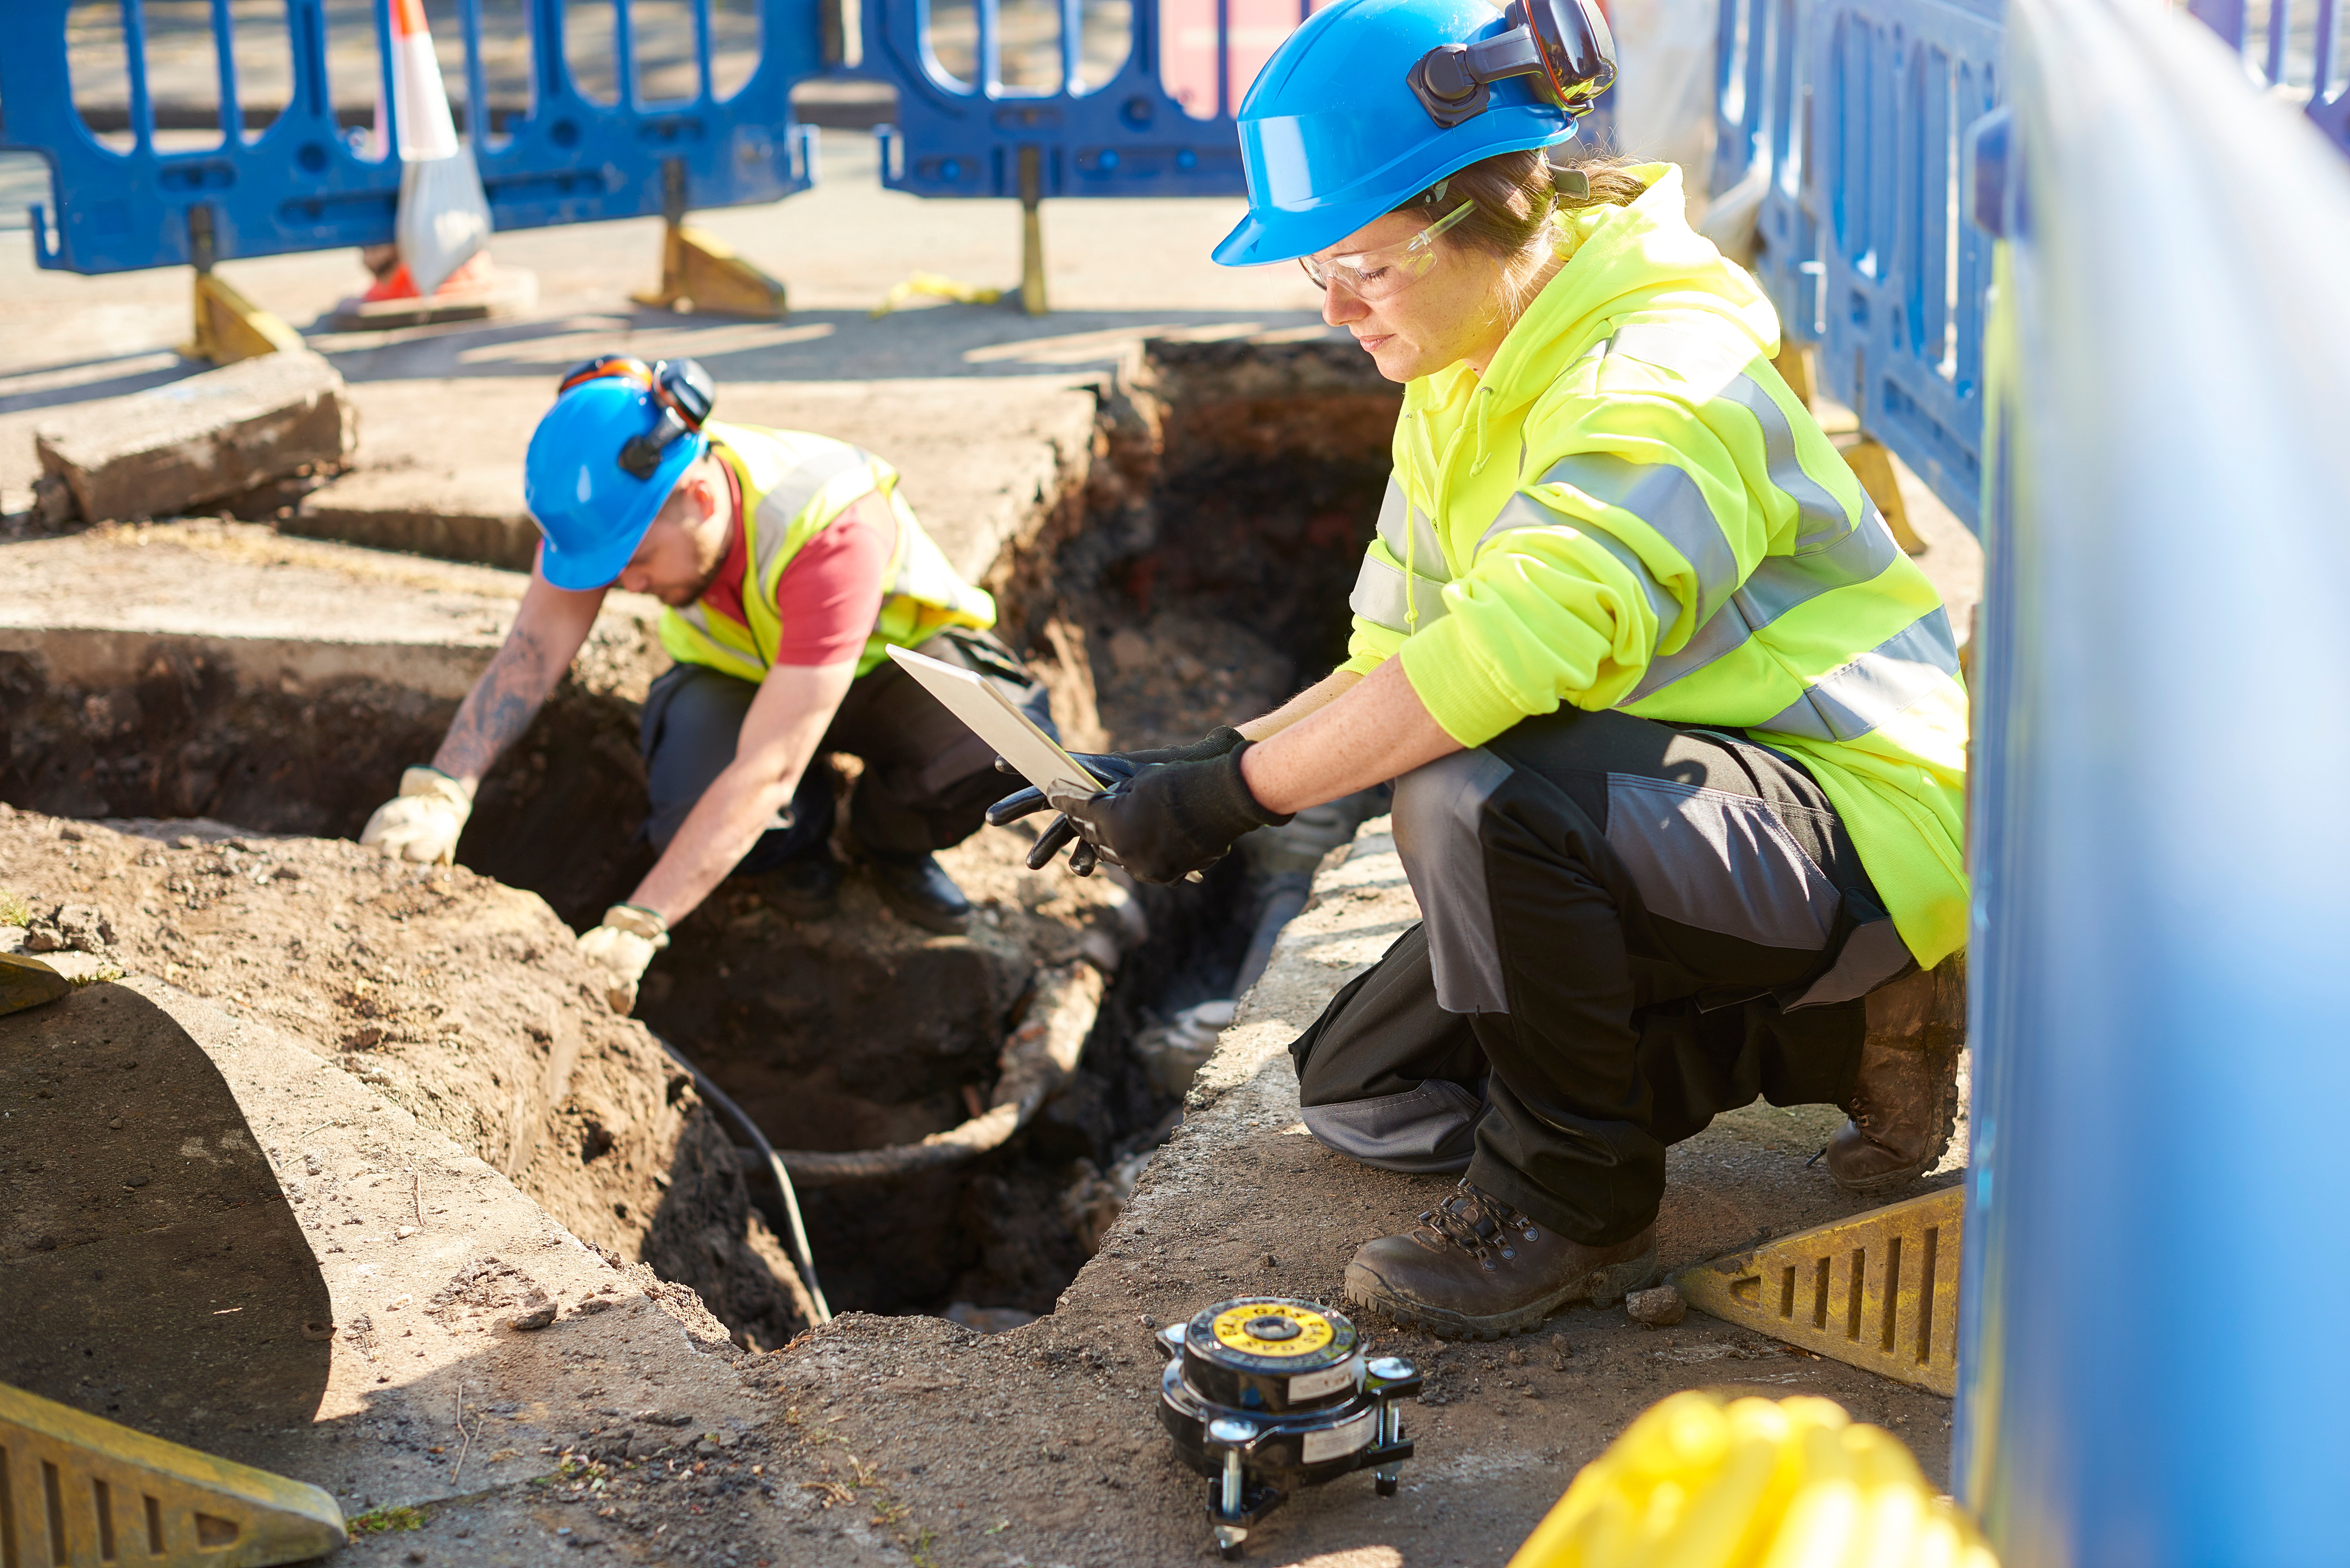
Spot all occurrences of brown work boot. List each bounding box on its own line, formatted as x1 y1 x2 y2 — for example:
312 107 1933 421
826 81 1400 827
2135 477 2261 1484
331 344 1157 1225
1343 1179 1658 1340
1824 955 1967 1195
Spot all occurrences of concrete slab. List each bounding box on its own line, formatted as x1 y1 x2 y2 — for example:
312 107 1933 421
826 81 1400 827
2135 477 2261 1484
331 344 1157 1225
1 976 762 1523
0 520 662 703
291 372 1105 584
34 349 355 525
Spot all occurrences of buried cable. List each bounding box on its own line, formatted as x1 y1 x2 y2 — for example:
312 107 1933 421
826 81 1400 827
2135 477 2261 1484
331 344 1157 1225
653 1036 834 1326
773 961 1106 1187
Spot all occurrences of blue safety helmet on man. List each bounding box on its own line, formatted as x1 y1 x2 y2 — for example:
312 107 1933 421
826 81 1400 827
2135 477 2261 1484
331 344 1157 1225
523 356 716 591
1212 0 1616 268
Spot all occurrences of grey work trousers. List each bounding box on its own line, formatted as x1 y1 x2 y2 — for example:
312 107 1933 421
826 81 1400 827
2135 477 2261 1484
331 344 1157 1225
1289 706 1917 1246
639 627 1054 870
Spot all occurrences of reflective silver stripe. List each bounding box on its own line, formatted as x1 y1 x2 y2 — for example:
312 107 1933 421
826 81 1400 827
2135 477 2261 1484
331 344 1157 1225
1605 322 1857 551
1350 551 1451 633
1624 497 1905 704
1478 491 1678 632
1736 499 1903 621
1375 479 1451 584
750 442 880 572
1511 452 1742 630
1754 607 1962 743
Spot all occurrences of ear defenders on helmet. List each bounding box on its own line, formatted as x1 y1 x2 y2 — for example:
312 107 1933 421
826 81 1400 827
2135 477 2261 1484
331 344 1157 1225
1406 0 1616 130
555 355 717 479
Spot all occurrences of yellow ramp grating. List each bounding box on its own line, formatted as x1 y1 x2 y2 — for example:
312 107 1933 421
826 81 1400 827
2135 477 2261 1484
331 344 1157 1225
0 1383 344 1568
1670 1185 1964 1397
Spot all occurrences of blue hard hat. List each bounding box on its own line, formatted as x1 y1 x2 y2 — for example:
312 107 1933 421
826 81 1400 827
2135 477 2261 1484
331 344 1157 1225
1213 0 1613 267
523 374 708 591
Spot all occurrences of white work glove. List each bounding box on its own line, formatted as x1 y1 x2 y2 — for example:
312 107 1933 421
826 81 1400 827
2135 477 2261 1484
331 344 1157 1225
359 767 472 865
576 904 669 1016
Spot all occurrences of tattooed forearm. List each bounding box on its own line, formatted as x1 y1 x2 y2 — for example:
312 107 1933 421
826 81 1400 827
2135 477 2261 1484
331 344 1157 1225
432 627 563 786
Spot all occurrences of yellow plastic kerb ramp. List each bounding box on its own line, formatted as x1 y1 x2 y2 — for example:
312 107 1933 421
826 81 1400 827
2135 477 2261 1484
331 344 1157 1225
0 1383 345 1567
1670 1185 1964 1396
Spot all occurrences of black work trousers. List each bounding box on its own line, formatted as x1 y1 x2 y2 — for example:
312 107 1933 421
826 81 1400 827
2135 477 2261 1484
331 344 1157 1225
1289 707 1916 1248
639 627 1054 871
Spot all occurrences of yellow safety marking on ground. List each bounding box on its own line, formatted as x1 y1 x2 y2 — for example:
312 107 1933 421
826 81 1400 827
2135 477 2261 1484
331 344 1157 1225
1670 1185 1964 1396
0 1383 345 1567
0 954 71 1017
868 271 1004 320
184 271 304 365
633 223 788 318
1210 1303 1335 1358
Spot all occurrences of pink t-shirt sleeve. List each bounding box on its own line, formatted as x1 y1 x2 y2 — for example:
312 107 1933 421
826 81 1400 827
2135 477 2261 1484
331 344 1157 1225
767 494 894 667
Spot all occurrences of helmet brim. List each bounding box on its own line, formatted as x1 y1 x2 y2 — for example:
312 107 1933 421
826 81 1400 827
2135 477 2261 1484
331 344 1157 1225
1213 117 1581 268
536 430 708 592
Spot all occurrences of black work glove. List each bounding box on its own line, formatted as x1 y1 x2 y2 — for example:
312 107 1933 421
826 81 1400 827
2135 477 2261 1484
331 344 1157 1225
1042 745 1291 885
987 727 1247 876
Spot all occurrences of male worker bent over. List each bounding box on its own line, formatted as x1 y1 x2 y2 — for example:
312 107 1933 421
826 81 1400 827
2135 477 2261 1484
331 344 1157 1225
360 357 1050 1010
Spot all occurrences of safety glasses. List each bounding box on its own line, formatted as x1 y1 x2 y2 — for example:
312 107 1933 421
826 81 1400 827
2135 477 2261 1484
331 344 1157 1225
556 354 716 479
1299 199 1476 301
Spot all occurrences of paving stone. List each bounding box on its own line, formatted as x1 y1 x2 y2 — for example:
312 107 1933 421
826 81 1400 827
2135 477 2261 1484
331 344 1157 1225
34 350 356 524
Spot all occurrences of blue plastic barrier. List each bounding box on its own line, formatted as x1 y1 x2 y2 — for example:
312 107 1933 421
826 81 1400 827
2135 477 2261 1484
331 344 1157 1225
1810 0 2002 529
1954 0 2350 1554
863 0 1295 199
1712 0 2002 531
0 0 823 275
1714 0 1824 341
860 0 1616 202
2190 0 2348 153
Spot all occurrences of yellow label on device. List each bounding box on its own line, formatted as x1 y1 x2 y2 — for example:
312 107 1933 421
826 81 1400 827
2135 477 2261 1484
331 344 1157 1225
1211 1303 1334 1358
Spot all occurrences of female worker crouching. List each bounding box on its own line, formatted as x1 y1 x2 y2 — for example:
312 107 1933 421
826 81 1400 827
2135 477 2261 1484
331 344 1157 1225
994 0 1970 1338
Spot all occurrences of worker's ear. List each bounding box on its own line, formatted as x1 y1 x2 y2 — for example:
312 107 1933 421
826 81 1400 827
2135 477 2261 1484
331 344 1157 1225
668 464 721 531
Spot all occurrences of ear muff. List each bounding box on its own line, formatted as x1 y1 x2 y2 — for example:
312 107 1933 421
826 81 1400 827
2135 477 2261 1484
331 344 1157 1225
1407 0 1616 131
617 358 716 480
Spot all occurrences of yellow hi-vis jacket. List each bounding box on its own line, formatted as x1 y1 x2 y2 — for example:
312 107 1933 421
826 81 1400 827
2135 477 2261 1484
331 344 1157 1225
1342 165 1969 968
660 421 996 681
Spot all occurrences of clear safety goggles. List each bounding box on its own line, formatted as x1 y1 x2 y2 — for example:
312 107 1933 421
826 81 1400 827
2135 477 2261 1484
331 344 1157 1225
1299 200 1475 301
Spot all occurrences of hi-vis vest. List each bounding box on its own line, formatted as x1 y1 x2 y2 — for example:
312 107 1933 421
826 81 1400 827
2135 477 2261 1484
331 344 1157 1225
1345 302 1970 967
660 421 995 680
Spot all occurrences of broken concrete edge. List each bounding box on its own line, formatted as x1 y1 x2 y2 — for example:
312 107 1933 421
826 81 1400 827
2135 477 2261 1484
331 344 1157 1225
1186 817 1403 1118
0 523 669 707
1030 818 1414 1327
269 331 1397 606
122 971 750 1346
63 974 766 1514
33 350 357 527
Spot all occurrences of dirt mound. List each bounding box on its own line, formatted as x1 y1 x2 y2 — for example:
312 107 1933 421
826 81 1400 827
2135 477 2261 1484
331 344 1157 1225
0 803 812 1345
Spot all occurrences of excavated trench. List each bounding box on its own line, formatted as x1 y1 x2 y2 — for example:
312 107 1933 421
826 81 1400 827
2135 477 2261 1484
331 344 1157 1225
0 338 1402 1333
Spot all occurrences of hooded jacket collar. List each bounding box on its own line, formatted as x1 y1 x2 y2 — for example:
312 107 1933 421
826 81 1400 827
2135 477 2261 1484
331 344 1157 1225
1398 163 1779 504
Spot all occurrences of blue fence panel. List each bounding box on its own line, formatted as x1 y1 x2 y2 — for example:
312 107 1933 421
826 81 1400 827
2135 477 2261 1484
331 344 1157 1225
1716 0 1824 340
863 0 1291 199
1811 0 2001 529
1954 0 2350 1555
861 0 1616 202
2190 0 2349 153
0 0 823 276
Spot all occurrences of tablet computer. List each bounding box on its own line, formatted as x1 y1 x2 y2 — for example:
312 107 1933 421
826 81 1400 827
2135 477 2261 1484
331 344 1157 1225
887 645 1106 797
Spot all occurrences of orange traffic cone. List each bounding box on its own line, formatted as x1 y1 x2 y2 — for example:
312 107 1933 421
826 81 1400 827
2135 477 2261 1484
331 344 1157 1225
327 0 534 328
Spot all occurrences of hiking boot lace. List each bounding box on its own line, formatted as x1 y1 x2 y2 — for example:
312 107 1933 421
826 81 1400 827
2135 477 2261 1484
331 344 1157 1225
1415 1180 1541 1271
